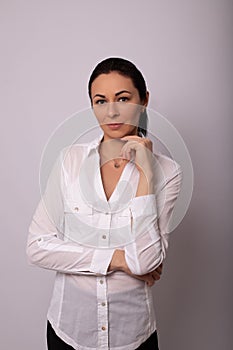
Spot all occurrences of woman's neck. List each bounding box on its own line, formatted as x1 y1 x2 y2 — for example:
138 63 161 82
98 138 125 163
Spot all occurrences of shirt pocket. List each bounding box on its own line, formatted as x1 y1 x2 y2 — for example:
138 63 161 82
64 199 93 215
64 199 95 245
117 207 132 226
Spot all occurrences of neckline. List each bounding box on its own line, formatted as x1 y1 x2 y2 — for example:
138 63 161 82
97 156 133 204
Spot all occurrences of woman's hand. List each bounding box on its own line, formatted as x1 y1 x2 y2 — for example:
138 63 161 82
120 135 155 196
131 264 163 286
119 135 154 177
122 259 163 287
108 250 163 286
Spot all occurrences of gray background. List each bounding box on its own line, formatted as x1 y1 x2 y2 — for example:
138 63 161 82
1 0 232 349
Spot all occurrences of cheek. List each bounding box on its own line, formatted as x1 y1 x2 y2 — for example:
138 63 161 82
92 103 142 126
121 104 141 124
92 106 105 124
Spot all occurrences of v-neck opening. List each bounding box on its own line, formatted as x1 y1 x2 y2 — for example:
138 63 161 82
97 157 133 204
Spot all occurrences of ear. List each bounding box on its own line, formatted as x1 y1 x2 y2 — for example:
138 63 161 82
144 91 149 107
141 91 149 113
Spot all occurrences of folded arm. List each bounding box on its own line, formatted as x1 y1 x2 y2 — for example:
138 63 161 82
123 165 183 276
26 150 115 276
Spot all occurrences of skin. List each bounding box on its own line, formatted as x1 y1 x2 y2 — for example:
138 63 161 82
90 71 163 286
91 71 147 141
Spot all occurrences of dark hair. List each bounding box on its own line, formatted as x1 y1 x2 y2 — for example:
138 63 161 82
88 57 148 137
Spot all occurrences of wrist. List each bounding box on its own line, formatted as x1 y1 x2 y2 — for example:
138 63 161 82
136 171 155 196
138 168 154 181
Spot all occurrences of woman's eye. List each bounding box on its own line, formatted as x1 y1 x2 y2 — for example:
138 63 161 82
95 99 106 105
118 97 129 102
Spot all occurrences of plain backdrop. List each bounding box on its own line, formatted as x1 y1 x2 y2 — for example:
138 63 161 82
1 0 232 349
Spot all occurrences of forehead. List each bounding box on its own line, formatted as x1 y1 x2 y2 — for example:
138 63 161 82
91 72 136 94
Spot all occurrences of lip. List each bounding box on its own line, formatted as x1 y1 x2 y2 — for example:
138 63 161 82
107 123 124 130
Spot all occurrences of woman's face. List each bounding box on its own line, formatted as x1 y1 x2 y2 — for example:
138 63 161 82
90 71 148 141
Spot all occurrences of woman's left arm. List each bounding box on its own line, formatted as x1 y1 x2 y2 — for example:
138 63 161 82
119 136 183 276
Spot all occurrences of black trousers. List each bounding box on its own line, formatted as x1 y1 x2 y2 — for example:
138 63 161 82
47 320 159 350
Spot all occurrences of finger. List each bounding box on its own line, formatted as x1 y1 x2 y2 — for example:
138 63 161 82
138 273 154 285
120 142 137 160
120 136 151 151
152 271 161 281
146 277 155 286
147 274 155 285
121 140 140 149
120 136 142 142
156 266 162 275
158 263 163 274
120 136 152 153
132 274 155 286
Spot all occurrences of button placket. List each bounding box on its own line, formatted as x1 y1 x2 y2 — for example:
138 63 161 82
97 276 108 348
97 211 112 247
99 211 111 228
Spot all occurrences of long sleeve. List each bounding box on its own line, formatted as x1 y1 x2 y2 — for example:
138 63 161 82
26 149 115 275
124 163 183 275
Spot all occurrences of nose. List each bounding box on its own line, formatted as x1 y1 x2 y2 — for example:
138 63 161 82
106 102 120 119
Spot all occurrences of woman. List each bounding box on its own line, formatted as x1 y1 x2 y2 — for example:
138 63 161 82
27 57 183 350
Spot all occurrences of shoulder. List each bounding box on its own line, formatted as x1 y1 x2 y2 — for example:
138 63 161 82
60 141 90 158
58 142 91 171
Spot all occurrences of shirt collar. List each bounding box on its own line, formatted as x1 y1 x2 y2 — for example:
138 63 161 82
86 131 104 157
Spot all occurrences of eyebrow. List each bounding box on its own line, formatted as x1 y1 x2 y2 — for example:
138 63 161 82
93 90 132 99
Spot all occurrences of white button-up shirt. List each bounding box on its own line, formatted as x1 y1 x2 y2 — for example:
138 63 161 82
27 132 183 350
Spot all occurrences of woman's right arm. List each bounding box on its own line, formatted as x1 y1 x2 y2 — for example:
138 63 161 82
26 149 115 276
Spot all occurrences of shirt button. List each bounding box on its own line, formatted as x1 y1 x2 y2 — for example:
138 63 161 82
99 280 104 284
101 326 106 331
74 207 79 211
102 235 106 239
101 302 106 306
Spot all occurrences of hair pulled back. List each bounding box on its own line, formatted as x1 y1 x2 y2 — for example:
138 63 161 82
88 57 148 137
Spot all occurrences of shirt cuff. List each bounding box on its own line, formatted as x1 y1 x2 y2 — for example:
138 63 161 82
129 194 158 218
90 249 115 275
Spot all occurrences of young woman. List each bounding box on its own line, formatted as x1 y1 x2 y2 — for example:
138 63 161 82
27 57 183 349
